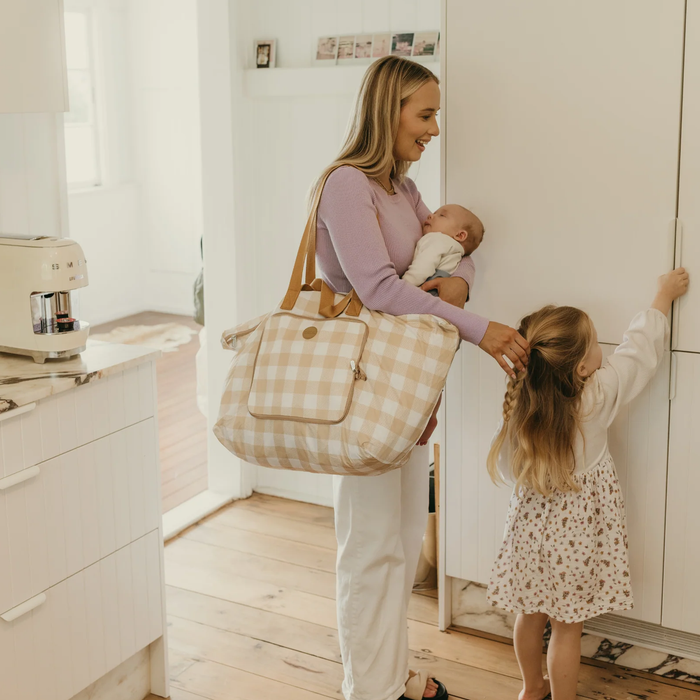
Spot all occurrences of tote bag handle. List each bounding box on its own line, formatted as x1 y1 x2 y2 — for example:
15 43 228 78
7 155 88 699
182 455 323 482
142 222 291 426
280 164 363 318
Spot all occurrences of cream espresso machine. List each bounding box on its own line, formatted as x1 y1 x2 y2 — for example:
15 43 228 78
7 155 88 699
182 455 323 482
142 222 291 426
0 236 90 363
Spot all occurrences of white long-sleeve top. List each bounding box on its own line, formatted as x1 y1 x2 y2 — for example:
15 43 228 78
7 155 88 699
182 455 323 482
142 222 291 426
401 231 465 287
494 308 669 480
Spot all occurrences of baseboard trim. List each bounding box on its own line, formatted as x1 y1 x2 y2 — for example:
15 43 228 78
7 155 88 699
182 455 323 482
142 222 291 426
253 485 333 508
584 614 700 662
162 489 234 541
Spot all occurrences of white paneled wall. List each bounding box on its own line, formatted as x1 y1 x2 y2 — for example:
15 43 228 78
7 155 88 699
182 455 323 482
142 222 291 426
127 0 202 314
228 0 442 505
0 114 67 238
236 0 440 68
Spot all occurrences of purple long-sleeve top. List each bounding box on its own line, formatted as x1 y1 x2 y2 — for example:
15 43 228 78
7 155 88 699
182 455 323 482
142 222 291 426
316 166 490 345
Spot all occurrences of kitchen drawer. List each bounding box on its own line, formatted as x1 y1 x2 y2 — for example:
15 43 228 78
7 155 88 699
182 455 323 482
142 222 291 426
0 418 160 616
0 361 156 479
0 531 164 700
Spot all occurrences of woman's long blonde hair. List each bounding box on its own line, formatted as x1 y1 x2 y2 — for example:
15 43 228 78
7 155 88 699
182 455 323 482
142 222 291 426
487 305 594 496
309 56 439 207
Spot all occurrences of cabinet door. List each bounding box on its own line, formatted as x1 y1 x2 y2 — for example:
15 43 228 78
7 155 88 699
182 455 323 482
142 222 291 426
675 0 700 352
445 343 671 624
663 352 700 634
0 0 68 113
444 0 684 345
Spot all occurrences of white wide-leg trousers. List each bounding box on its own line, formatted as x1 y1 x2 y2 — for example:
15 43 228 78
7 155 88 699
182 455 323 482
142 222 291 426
333 444 430 700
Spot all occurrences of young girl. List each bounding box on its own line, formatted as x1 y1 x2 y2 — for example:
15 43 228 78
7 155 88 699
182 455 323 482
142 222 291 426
486 268 689 700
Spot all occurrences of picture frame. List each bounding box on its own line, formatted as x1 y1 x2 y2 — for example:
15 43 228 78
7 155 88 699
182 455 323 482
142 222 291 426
315 36 338 65
337 35 356 63
254 39 276 68
412 31 439 59
354 34 373 64
391 32 414 57
371 33 392 59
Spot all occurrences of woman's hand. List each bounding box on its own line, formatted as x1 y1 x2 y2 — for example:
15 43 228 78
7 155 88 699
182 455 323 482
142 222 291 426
421 276 469 307
478 322 530 378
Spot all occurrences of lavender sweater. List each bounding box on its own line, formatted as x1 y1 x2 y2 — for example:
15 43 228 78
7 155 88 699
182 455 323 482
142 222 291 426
316 166 490 345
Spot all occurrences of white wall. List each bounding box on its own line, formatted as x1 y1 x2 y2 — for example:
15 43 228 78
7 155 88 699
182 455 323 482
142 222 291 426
0 114 68 239
223 0 441 505
65 0 202 326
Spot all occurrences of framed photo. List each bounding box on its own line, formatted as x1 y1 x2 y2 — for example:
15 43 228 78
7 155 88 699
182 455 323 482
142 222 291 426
435 32 441 59
337 35 356 62
371 33 391 59
412 31 439 58
354 34 373 62
391 33 414 57
254 39 276 68
316 36 338 63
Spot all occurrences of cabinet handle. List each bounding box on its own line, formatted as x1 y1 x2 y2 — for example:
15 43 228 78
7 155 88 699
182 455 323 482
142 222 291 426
0 402 37 424
672 221 683 350
0 466 40 491
669 353 678 401
1 593 47 622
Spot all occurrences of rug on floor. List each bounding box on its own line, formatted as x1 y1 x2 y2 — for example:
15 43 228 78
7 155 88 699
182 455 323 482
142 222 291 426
91 323 197 352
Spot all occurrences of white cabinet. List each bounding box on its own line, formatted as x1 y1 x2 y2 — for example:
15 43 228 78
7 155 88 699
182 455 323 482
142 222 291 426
675 0 700 353
0 0 69 113
663 352 700 634
0 360 168 700
444 0 684 345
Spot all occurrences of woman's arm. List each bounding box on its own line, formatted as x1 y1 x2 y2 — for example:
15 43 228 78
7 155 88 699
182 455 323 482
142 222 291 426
318 167 489 345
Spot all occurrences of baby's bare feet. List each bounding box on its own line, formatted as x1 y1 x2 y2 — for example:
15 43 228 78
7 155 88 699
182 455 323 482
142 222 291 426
519 676 551 700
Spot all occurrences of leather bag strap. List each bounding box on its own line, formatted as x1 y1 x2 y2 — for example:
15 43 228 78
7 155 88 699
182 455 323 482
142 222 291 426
280 164 364 318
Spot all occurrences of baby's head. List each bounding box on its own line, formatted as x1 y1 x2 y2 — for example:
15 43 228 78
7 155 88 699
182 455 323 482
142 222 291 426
423 204 485 255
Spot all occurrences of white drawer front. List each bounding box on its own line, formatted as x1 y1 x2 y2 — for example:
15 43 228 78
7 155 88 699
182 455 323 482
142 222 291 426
0 418 160 616
0 531 164 700
0 362 156 479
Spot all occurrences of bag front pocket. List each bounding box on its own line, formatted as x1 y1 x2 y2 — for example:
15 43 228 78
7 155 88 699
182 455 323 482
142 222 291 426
248 313 368 423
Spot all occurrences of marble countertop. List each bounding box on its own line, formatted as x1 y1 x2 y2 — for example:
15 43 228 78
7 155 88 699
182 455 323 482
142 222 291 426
0 340 160 414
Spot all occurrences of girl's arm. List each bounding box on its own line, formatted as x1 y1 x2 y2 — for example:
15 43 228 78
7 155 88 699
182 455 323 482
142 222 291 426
592 269 688 428
318 167 489 345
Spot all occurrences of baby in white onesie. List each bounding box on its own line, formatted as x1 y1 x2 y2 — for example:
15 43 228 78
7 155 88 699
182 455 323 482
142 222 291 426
403 204 485 294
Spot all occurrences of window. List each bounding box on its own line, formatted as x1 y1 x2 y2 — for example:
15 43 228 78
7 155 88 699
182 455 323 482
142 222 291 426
63 11 101 188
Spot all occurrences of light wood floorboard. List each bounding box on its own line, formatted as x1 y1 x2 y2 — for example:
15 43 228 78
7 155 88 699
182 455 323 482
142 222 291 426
161 494 700 700
93 311 207 513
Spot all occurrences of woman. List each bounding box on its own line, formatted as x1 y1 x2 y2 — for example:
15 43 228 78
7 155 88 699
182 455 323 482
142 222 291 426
314 56 529 700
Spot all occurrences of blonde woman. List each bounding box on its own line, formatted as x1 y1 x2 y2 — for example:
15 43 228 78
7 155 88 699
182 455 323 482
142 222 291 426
314 56 529 700
486 269 688 700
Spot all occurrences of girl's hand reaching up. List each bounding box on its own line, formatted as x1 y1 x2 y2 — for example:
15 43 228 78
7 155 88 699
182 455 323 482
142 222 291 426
652 267 690 316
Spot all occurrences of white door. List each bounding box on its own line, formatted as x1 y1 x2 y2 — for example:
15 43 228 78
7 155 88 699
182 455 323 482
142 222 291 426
445 343 671 624
675 0 700 352
663 351 700 634
443 0 684 344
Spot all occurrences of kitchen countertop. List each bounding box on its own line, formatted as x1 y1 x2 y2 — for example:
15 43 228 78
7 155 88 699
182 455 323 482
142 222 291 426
0 340 160 414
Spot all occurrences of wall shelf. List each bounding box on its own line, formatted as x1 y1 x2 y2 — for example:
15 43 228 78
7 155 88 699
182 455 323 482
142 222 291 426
244 62 440 99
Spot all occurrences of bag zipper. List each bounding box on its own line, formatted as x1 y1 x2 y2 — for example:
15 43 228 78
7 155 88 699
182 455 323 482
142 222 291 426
350 360 367 381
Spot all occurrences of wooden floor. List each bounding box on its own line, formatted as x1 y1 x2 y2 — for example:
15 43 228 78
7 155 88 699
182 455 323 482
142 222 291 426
92 311 208 513
151 493 700 700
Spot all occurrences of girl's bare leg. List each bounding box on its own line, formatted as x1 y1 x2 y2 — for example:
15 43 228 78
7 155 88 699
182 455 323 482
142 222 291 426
547 620 583 700
513 613 550 700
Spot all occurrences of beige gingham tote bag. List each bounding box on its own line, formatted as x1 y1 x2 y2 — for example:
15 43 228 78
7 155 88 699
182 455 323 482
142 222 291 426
214 165 460 476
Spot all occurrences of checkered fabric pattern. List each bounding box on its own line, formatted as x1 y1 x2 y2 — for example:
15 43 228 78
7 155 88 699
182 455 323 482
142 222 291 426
248 313 369 423
214 291 460 476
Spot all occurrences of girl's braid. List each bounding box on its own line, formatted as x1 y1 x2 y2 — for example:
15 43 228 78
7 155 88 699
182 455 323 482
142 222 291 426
502 370 526 423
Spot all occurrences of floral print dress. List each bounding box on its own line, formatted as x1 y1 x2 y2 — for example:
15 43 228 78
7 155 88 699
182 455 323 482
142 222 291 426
486 309 669 624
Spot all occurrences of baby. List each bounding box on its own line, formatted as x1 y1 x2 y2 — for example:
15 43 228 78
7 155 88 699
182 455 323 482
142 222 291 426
412 205 484 446
403 204 485 295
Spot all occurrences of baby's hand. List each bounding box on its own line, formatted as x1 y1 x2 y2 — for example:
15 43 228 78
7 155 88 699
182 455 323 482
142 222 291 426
658 267 689 302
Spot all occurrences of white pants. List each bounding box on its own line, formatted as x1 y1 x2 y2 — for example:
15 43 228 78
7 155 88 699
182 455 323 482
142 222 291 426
333 445 430 700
